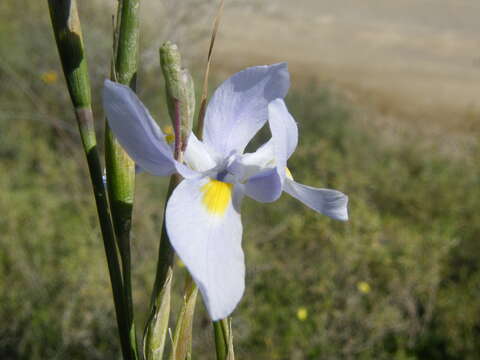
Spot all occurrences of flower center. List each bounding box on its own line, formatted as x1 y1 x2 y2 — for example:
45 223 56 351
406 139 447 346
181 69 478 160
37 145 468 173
201 179 233 216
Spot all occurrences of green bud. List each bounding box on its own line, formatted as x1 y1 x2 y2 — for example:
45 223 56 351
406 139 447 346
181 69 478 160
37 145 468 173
143 268 173 360
169 277 198 360
160 42 195 154
180 68 195 150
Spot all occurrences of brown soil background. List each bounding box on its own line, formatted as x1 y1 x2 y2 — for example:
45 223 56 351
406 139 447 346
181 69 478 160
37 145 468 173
187 0 480 140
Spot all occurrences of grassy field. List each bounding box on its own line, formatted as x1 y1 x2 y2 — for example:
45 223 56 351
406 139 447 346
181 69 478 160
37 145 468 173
1 1 480 359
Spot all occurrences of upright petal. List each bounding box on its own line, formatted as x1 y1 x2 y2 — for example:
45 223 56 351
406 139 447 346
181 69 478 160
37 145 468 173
165 178 245 320
203 63 290 156
228 140 275 182
284 179 349 221
103 80 176 176
183 133 218 172
268 99 298 160
268 99 299 182
103 80 198 179
230 99 298 183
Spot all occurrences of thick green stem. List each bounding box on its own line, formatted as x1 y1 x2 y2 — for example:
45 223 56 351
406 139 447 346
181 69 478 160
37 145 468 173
213 319 234 360
213 321 228 360
106 0 141 359
47 1 131 359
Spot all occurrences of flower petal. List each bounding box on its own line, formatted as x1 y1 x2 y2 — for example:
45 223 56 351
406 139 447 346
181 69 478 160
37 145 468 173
230 99 298 184
268 99 298 160
103 80 198 179
165 178 245 320
284 179 349 221
183 133 218 172
203 63 290 156
241 167 282 203
226 141 274 184
268 99 298 183
103 80 176 176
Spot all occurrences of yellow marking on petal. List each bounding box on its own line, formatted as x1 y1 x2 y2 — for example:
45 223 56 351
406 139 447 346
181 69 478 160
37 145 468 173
286 167 294 180
296 307 308 321
201 179 233 216
163 125 175 144
41 71 58 84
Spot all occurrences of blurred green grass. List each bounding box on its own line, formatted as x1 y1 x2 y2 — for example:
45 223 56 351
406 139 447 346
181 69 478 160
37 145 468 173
1 2 480 359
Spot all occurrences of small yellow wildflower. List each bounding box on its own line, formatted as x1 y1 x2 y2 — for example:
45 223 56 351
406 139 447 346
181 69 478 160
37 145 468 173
41 71 58 84
296 307 308 321
357 281 371 294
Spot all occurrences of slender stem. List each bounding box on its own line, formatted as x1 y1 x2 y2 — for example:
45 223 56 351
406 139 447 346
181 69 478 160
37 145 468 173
150 175 180 305
143 174 179 360
47 1 131 359
148 42 186 323
107 0 141 358
213 321 228 360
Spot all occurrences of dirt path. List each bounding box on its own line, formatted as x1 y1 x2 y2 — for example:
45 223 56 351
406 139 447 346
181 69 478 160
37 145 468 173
211 0 480 134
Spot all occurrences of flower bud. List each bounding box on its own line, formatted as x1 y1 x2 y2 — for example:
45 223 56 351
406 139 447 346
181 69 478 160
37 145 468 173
169 276 198 360
160 42 195 155
143 268 173 360
180 68 195 150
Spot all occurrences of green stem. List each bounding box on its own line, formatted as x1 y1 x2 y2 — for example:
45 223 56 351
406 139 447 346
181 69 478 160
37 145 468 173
213 321 228 360
150 175 181 305
47 1 131 359
107 0 141 359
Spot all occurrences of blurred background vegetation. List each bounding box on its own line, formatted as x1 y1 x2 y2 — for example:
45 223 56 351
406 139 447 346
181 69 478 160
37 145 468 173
1 1 480 359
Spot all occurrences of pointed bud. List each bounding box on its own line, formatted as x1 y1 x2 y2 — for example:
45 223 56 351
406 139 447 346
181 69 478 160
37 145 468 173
169 276 198 360
159 42 195 157
144 268 173 360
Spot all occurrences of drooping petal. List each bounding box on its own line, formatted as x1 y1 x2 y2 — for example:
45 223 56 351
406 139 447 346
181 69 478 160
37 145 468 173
203 63 290 156
284 179 349 221
165 178 245 321
183 133 218 172
103 80 176 176
241 167 282 203
103 80 198 179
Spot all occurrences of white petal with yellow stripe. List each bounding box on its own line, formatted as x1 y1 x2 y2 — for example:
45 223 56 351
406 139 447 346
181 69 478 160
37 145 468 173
165 177 245 321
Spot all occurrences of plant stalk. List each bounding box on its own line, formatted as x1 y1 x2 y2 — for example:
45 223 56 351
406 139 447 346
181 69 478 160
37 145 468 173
150 175 180 305
106 0 141 359
213 320 228 360
47 1 131 359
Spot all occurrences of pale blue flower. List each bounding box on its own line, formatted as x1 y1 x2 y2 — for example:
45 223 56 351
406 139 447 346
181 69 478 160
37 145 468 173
103 63 348 320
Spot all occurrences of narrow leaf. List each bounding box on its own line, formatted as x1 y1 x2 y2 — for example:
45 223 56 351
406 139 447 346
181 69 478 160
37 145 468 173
196 0 225 138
